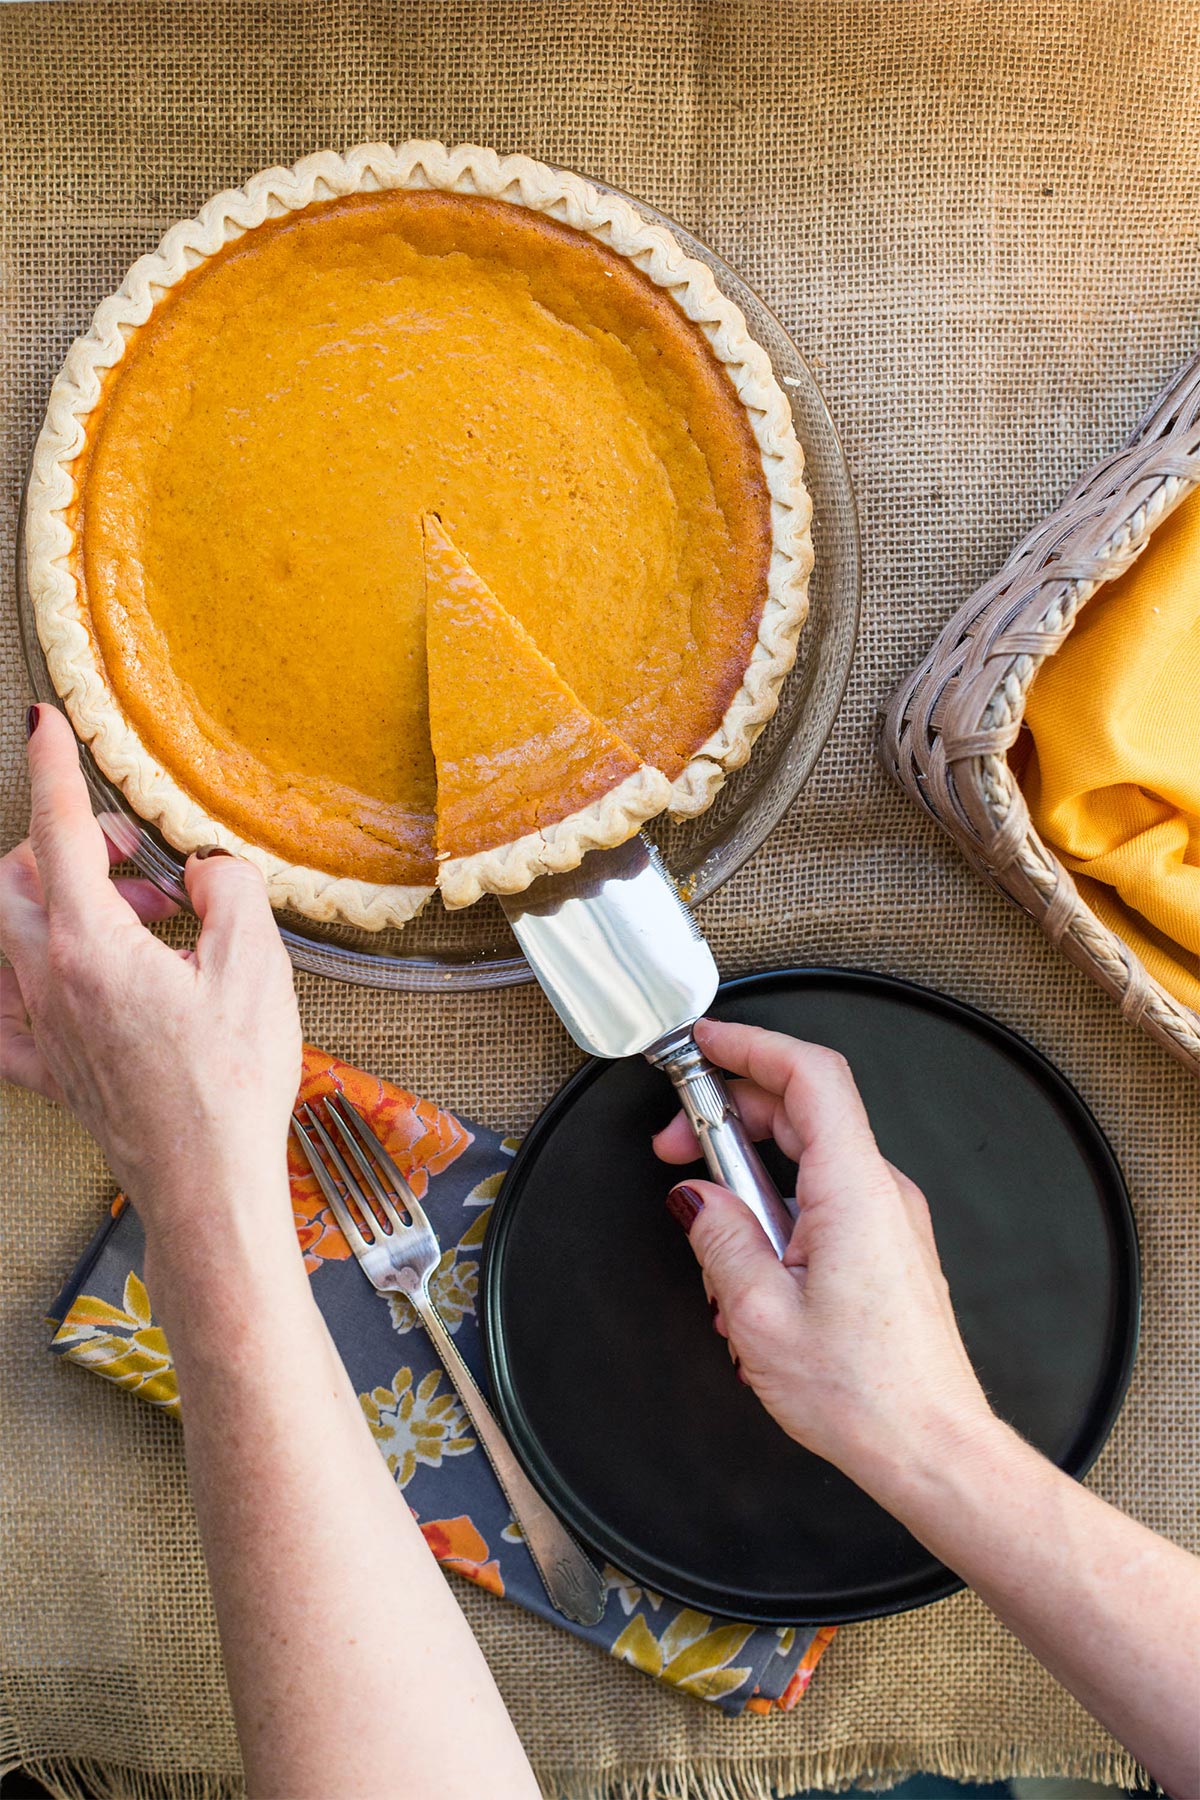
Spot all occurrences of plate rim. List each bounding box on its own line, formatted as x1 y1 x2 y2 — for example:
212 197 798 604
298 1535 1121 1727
480 965 1141 1625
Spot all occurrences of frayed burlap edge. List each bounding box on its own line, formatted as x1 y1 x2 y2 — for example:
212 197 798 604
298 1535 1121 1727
0 1753 240 1800
2 1744 1154 1800
534 1743 1153 1798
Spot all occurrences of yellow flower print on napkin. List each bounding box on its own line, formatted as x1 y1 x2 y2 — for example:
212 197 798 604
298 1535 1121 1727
613 1608 756 1702
465 1171 506 1207
603 1566 664 1616
51 1272 179 1416
359 1366 475 1487
387 1208 490 1337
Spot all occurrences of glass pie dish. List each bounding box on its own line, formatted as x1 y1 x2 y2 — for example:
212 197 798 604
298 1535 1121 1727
17 176 860 992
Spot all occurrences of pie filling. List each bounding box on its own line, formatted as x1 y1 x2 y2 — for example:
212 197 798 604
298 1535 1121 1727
70 187 774 889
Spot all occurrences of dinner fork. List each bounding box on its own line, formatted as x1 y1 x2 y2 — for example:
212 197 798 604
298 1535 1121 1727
290 1091 606 1627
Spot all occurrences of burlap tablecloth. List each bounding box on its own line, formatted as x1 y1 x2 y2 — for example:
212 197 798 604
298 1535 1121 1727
2 4 1198 1796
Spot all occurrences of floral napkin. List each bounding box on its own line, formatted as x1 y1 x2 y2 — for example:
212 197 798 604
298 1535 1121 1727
47 1045 835 1715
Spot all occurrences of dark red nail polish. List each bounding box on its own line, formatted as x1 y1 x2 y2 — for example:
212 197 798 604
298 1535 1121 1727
25 704 39 738
666 1183 704 1234
194 845 233 860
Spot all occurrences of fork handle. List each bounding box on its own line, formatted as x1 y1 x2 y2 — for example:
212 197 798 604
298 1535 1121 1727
400 1273 606 1627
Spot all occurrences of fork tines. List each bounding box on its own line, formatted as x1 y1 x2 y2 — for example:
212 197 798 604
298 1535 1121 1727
290 1092 420 1243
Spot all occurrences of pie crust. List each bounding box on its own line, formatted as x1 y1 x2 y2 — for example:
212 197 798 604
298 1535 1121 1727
26 142 813 928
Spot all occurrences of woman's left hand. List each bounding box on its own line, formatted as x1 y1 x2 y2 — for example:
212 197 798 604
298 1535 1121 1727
0 705 302 1253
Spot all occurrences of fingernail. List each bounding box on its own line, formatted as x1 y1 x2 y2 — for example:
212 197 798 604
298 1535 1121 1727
666 1183 704 1234
25 704 39 738
193 845 233 860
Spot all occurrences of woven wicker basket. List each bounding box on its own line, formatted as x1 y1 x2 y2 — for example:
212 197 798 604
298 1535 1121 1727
880 353 1200 1077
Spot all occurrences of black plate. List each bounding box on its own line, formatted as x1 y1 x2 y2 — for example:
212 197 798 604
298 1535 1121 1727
481 969 1140 1624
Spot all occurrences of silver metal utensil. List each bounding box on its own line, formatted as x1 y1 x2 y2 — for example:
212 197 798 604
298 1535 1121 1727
290 1092 606 1627
500 834 798 1257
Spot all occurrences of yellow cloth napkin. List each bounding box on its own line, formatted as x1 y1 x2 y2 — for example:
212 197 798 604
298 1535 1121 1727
1020 486 1200 1014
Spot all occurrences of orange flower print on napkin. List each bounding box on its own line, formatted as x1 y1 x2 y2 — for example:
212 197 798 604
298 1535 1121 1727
745 1625 838 1714
289 1044 473 1271
419 1514 505 1598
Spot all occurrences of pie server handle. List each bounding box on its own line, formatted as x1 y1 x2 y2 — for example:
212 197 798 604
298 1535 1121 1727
645 1028 798 1259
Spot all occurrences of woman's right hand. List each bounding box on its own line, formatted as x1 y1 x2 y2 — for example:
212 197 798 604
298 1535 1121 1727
654 1017 999 1504
0 705 302 1262
657 1022 1200 1800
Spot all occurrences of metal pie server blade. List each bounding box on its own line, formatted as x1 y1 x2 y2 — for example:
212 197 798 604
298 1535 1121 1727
500 834 797 1257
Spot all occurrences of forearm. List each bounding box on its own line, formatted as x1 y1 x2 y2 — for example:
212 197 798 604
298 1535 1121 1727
143 1175 537 1800
865 1416 1200 1798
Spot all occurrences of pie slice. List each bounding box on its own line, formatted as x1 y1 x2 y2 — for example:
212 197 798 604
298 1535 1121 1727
424 515 672 908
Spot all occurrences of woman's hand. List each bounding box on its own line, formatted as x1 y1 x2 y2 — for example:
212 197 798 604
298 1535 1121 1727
654 1016 996 1506
658 1019 1200 1798
0 705 301 1255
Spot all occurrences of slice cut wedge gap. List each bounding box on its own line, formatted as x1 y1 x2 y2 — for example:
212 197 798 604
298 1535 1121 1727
423 513 671 909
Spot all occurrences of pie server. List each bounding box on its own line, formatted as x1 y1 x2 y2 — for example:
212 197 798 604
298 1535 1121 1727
499 834 797 1257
